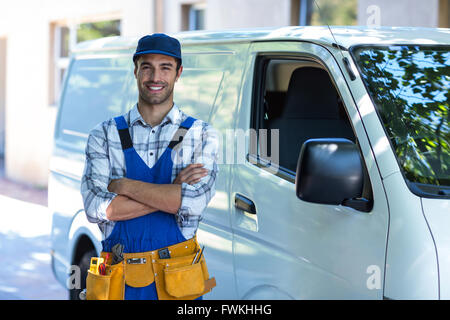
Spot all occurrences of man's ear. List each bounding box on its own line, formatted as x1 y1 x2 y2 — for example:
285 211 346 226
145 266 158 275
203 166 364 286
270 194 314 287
175 65 183 82
133 57 140 78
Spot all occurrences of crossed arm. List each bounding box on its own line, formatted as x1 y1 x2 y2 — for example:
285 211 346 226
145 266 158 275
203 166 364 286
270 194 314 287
82 121 219 226
105 164 208 221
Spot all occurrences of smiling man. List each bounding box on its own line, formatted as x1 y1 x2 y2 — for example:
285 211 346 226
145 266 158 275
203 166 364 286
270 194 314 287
80 33 219 300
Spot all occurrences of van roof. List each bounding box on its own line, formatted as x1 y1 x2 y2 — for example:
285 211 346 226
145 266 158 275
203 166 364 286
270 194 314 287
72 26 450 53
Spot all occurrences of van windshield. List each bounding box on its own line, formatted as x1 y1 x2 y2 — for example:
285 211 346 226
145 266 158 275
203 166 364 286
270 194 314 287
351 45 449 193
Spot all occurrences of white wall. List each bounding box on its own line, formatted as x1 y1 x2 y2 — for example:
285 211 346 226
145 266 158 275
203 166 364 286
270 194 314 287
0 38 6 158
206 0 291 30
358 0 440 27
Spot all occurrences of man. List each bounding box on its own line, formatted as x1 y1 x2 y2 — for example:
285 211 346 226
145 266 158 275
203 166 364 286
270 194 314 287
80 33 218 300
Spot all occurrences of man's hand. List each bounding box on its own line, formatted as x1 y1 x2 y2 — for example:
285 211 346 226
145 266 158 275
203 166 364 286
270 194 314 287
108 178 127 194
173 164 209 185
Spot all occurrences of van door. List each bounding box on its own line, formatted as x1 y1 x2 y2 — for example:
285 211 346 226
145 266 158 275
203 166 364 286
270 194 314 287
230 41 389 299
173 45 250 299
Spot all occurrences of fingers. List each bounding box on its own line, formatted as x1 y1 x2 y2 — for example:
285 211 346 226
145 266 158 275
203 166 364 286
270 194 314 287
174 163 209 185
184 170 209 184
182 163 203 171
180 164 205 177
183 167 209 184
108 179 118 193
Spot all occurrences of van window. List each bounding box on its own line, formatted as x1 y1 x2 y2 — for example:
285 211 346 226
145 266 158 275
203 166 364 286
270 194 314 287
174 69 224 122
251 57 356 179
57 56 131 148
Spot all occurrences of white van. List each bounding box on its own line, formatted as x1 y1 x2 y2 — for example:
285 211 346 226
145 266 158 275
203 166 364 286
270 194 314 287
50 26 450 300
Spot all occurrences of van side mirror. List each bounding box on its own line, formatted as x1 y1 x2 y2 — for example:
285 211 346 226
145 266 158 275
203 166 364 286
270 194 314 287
295 138 372 212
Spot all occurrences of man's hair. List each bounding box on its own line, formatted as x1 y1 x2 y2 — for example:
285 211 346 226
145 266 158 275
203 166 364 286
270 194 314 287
175 58 182 72
134 56 182 72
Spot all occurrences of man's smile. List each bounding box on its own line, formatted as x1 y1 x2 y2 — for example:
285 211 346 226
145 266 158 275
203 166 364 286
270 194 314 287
145 83 165 93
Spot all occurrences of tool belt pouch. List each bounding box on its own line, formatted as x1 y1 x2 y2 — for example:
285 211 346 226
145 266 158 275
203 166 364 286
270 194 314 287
155 251 216 300
86 254 125 300
164 257 205 298
86 270 111 300
123 252 154 288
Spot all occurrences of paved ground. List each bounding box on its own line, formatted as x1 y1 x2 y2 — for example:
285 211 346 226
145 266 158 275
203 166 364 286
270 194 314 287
0 159 67 300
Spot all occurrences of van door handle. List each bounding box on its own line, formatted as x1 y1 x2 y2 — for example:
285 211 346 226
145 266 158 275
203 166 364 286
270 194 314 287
235 193 256 215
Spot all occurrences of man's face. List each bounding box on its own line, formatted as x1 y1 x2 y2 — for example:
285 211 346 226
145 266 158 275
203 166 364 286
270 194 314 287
134 53 182 107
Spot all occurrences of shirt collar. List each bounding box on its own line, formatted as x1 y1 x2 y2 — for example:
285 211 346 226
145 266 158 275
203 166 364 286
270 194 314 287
129 103 183 127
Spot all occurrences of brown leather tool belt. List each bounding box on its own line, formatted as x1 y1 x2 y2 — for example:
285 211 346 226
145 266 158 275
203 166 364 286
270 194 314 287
86 237 216 300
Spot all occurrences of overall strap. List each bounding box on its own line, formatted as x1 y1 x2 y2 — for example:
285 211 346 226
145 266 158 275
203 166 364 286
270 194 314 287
114 116 133 150
168 116 196 150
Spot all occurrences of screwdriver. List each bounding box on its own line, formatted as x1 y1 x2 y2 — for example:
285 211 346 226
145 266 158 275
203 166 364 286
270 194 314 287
98 253 109 275
192 246 205 265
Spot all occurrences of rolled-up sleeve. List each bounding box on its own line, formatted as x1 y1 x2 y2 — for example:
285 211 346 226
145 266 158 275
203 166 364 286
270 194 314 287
81 123 117 224
176 124 219 238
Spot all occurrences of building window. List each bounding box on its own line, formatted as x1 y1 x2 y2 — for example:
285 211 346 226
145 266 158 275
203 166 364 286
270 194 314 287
181 3 206 31
50 20 121 106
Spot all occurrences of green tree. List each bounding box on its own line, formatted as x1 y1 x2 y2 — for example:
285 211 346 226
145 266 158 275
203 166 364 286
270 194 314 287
77 20 121 43
311 0 357 26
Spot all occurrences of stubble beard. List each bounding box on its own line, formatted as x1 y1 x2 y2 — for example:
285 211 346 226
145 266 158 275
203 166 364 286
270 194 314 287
139 83 174 106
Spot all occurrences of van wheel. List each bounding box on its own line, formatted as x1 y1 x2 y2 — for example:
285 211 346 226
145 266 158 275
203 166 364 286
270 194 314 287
69 249 96 300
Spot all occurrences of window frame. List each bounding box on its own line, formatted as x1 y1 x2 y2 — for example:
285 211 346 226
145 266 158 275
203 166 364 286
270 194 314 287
50 19 122 107
50 23 77 107
181 2 206 31
249 53 357 184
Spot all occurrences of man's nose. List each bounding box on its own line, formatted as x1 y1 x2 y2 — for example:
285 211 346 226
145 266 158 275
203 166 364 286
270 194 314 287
148 68 163 82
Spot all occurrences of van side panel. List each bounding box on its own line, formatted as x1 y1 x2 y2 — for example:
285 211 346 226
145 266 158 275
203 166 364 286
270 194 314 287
49 156 87 286
383 172 439 299
422 198 450 299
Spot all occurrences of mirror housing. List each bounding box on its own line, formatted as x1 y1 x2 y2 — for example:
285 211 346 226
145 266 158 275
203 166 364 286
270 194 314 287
295 138 371 211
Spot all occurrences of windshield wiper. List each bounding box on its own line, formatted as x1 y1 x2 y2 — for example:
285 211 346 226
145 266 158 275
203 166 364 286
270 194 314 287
437 189 450 196
409 181 450 198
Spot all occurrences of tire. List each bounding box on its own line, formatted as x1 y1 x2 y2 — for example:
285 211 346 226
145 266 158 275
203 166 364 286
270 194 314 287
69 249 97 300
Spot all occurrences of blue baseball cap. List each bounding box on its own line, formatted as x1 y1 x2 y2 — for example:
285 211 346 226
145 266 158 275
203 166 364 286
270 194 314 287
133 33 182 64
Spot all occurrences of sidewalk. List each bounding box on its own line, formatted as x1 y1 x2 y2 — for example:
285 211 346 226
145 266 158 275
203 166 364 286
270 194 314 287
0 158 66 300
0 158 47 207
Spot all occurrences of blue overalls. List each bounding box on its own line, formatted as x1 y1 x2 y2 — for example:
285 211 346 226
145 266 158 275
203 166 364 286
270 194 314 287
102 114 197 300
